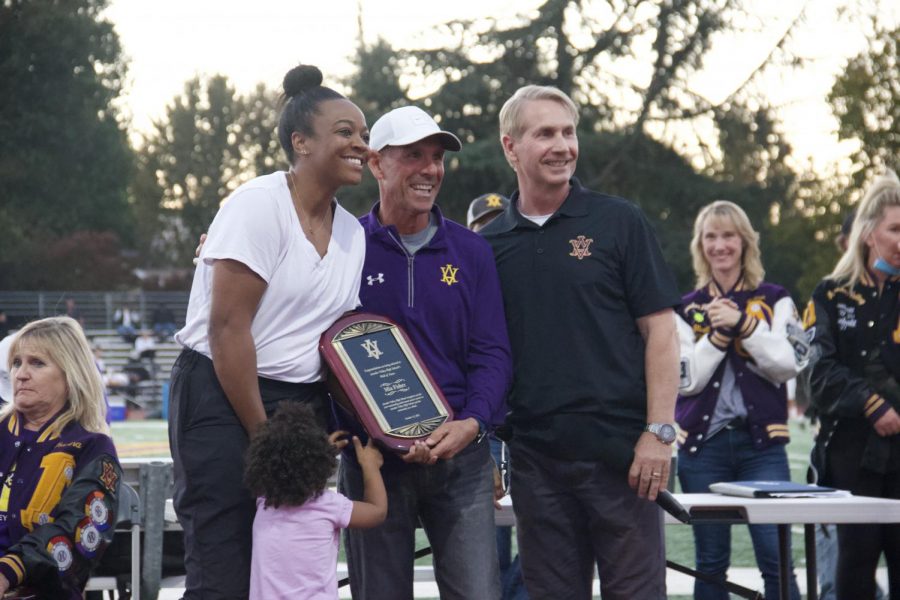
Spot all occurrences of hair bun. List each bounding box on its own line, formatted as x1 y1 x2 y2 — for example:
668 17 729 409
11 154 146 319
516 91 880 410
283 65 324 97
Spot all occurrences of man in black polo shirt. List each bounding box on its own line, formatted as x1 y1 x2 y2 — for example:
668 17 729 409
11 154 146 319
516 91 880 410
480 85 681 599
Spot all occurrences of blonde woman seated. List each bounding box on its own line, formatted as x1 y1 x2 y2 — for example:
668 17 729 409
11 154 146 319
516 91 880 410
0 317 121 599
676 201 806 599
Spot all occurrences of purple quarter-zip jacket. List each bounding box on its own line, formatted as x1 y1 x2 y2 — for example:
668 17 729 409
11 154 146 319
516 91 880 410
357 203 512 429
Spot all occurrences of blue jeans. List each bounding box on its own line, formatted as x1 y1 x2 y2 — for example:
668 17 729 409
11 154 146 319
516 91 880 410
339 439 500 600
678 428 801 600
491 438 529 600
154 322 177 340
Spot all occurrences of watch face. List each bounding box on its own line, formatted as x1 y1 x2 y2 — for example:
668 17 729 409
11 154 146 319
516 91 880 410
659 424 677 443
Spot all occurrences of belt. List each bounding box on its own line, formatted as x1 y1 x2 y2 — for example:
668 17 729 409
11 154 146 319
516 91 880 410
723 416 748 430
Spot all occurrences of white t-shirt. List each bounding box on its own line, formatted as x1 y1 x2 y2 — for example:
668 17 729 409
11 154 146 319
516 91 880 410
175 171 366 383
250 490 353 600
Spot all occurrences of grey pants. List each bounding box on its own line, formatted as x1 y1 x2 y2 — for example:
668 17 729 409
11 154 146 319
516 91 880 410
339 439 500 600
509 441 667 600
168 349 327 600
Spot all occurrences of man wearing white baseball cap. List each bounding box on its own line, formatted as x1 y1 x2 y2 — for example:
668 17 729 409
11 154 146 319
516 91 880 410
368 105 462 153
336 106 512 600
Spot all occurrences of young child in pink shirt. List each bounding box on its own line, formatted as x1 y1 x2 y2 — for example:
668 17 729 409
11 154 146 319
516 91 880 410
244 402 387 600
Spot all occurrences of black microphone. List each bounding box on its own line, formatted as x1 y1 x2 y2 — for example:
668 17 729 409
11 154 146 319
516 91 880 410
656 489 691 524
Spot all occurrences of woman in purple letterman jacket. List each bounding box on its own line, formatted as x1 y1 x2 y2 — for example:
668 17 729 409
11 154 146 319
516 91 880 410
676 201 807 600
805 171 900 599
0 317 121 599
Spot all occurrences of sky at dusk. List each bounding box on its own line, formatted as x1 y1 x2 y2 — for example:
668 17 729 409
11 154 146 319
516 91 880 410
103 0 898 173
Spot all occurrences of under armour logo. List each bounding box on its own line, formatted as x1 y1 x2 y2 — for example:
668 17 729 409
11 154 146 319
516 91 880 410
367 273 385 286
569 235 594 260
361 338 383 359
440 264 459 286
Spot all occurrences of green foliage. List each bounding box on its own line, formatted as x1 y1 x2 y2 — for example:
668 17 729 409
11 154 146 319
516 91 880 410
133 76 282 267
343 0 826 298
0 0 133 289
349 38 408 119
828 22 899 188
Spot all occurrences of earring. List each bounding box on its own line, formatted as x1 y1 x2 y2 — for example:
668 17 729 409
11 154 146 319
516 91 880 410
298 149 310 156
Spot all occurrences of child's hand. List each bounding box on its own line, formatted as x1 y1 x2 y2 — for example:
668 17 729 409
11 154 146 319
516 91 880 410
492 463 504 509
353 436 383 470
328 430 350 453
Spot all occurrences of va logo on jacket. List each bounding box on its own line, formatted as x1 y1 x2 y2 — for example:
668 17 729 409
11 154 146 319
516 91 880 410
569 235 593 260
440 264 459 286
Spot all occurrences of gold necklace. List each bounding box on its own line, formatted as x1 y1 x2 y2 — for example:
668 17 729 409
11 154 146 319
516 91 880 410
287 169 329 237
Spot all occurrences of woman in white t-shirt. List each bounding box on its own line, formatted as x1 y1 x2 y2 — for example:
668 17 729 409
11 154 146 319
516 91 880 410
168 64 369 600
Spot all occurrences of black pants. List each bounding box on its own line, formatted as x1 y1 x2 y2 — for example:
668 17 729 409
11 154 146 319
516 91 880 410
509 442 667 600
168 349 327 600
827 422 900 600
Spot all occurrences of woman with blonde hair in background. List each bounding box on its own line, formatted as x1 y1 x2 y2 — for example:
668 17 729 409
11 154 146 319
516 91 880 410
676 201 806 599
805 170 900 599
0 316 121 599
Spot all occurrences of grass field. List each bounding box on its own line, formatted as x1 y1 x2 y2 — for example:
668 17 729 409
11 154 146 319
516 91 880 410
111 418 819 598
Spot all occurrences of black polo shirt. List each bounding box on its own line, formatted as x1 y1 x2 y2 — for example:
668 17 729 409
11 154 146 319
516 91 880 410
481 178 680 465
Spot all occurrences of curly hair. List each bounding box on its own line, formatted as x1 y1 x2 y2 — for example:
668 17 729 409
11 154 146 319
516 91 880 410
244 401 337 509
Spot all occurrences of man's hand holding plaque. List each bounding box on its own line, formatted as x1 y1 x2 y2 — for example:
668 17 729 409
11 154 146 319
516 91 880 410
320 313 456 455
399 418 481 464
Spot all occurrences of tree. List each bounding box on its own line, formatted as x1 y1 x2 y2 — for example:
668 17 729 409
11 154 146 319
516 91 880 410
133 75 282 267
341 1 893 298
0 0 133 289
828 22 899 188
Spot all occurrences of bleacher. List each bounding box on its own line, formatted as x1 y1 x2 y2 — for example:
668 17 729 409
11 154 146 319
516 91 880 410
92 330 181 418
0 291 189 418
0 290 189 331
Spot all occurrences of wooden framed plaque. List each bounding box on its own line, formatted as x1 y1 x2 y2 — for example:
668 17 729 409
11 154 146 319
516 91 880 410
319 312 453 453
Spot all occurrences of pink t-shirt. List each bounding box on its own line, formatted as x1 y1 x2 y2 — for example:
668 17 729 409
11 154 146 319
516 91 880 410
249 489 354 600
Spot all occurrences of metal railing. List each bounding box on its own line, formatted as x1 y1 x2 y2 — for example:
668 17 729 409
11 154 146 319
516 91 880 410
0 290 189 331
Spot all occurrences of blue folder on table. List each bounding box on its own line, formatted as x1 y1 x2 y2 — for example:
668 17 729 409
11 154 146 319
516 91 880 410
709 480 846 498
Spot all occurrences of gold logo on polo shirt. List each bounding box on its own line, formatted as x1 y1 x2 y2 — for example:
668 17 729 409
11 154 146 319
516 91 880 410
568 235 593 260
485 194 503 208
440 264 459 286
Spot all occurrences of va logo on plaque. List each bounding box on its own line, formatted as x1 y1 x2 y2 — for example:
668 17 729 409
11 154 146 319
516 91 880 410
569 235 593 260
440 264 459 286
321 313 454 453
361 339 383 359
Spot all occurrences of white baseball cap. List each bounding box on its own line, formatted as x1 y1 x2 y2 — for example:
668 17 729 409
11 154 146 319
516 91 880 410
370 106 462 152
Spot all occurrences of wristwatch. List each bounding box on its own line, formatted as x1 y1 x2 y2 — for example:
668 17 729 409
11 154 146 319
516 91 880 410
644 423 677 445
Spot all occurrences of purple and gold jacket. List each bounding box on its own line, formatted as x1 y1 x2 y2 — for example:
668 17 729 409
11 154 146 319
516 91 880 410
356 204 512 428
675 278 809 456
0 410 121 599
